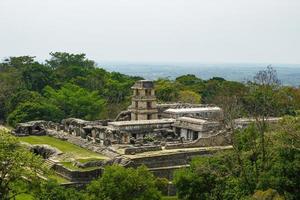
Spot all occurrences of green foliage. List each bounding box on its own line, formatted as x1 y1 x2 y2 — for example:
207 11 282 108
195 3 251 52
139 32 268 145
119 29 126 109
33 180 84 200
174 117 300 200
21 63 54 92
0 67 23 120
0 56 36 70
155 177 169 194
174 153 241 200
1 55 300 125
87 165 161 200
5 90 43 113
44 83 105 120
252 189 284 200
175 74 204 93
0 130 46 200
178 90 201 104
46 52 95 69
202 78 247 104
0 52 142 123
7 102 63 127
155 79 179 102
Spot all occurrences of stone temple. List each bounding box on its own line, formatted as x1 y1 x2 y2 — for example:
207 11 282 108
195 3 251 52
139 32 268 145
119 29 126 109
13 80 281 194
13 80 230 147
129 80 158 120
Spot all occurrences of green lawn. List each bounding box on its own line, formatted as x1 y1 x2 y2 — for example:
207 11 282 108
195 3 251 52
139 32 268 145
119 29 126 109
19 136 107 160
60 162 100 171
77 158 103 163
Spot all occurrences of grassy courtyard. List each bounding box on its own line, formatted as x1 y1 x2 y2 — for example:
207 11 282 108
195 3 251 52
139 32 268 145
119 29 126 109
19 136 108 160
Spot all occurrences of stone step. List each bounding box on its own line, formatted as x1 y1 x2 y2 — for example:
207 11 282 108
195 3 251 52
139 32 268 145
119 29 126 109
43 159 56 169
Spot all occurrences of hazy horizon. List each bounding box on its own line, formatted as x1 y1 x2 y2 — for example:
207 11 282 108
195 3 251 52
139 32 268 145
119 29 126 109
100 62 300 86
1 0 300 64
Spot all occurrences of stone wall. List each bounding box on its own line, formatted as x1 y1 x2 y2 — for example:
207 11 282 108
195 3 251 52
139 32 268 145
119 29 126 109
53 164 103 182
30 144 62 159
165 130 231 149
128 149 216 169
108 119 175 134
149 165 188 180
124 145 162 155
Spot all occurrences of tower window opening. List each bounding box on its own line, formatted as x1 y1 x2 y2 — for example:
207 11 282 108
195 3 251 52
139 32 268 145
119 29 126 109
147 102 151 109
145 89 151 96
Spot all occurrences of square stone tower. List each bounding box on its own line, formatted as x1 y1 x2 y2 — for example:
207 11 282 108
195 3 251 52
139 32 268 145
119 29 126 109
129 80 158 120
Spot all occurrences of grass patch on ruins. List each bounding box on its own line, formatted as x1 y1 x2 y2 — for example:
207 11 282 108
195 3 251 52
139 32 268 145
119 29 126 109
162 196 178 200
18 136 108 160
48 173 69 184
60 162 100 171
76 158 103 163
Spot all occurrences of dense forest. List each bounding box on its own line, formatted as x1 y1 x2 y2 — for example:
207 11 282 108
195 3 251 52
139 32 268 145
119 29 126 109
0 52 142 126
1 52 300 127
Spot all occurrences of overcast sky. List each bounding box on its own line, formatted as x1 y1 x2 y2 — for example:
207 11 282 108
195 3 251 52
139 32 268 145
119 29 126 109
0 0 299 63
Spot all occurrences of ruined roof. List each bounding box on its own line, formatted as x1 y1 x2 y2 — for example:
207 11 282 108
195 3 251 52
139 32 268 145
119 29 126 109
17 120 47 127
62 118 89 125
177 117 209 124
164 107 222 114
108 119 175 127
157 103 214 109
123 145 233 158
173 117 220 131
131 80 154 89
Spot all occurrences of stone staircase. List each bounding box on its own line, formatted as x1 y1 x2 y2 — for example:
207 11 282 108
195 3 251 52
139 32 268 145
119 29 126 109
36 159 57 180
106 156 132 166
43 159 56 169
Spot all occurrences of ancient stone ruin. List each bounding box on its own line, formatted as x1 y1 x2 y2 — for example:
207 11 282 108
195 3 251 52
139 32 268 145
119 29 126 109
12 80 282 194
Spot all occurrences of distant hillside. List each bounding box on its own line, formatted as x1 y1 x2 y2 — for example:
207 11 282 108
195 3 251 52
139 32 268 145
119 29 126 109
100 62 300 86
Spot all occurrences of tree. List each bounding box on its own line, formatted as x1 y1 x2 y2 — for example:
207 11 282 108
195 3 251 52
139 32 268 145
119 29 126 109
243 66 281 168
44 83 106 120
155 79 179 102
252 189 284 200
86 165 161 200
34 180 84 200
0 52 142 123
175 74 204 93
46 52 95 69
103 72 138 104
5 90 43 114
7 101 63 127
201 78 224 103
174 154 235 200
0 68 24 122
275 86 300 116
174 116 300 200
178 90 201 104
21 63 54 92
0 56 35 70
261 117 300 199
0 130 46 199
